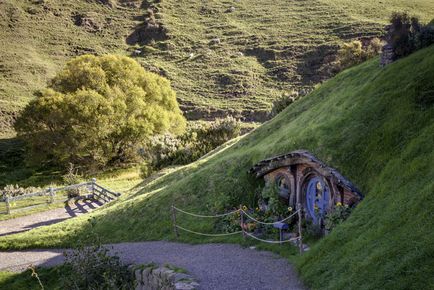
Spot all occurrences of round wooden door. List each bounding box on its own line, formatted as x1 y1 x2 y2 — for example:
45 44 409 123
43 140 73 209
305 176 329 224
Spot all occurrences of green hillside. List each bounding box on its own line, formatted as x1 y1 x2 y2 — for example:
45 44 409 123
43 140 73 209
1 44 433 288
2 0 434 137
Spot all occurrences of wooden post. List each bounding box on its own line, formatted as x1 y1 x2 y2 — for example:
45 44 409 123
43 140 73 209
91 178 96 198
5 196 10 214
49 187 55 203
240 205 245 239
297 203 303 254
171 205 179 239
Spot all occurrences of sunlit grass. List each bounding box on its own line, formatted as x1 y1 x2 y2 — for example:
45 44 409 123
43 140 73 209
1 45 433 289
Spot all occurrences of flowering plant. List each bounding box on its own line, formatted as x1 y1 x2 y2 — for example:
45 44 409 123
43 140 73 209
324 203 352 232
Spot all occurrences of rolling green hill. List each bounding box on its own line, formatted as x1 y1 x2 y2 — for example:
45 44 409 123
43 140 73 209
1 0 434 137
1 44 433 289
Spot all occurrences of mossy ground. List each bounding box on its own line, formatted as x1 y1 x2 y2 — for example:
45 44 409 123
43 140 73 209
1 45 433 289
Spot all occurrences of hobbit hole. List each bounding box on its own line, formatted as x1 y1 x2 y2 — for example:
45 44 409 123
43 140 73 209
250 150 363 226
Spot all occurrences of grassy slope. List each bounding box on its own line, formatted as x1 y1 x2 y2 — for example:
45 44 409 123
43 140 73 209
2 0 434 137
1 46 433 289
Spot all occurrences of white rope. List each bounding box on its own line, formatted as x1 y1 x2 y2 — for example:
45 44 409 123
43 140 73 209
244 231 301 244
173 206 239 218
175 225 243 237
241 209 300 225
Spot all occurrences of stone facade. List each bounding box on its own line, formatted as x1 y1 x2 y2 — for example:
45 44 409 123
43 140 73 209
380 24 395 67
380 44 394 67
133 264 199 290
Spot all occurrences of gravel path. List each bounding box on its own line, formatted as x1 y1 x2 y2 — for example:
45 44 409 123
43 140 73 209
0 199 104 237
0 242 306 290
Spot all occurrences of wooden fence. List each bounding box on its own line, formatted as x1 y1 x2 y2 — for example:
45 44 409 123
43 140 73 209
0 178 120 214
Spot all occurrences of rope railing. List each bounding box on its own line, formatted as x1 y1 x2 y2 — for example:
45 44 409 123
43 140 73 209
240 209 300 225
243 231 300 244
173 206 239 218
175 225 243 237
171 204 305 254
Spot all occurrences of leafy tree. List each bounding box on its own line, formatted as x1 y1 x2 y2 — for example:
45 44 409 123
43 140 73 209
15 54 186 169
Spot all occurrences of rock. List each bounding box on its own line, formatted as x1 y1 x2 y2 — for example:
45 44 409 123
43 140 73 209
131 264 198 290
209 38 221 45
226 6 236 13
119 0 141 8
93 0 116 8
175 282 197 290
134 269 143 282
173 273 190 282
73 13 101 33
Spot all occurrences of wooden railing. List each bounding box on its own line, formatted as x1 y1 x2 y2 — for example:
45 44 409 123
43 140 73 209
1 178 120 214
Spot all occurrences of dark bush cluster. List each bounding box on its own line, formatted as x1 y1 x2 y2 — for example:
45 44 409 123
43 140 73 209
388 13 434 60
139 117 241 177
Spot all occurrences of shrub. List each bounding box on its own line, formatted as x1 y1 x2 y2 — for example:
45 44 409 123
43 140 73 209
336 38 384 70
1 184 39 201
62 163 83 199
270 91 299 117
415 24 434 50
139 117 241 172
324 203 352 232
260 184 288 218
15 54 186 170
61 219 133 289
139 161 154 179
195 116 241 152
62 244 132 290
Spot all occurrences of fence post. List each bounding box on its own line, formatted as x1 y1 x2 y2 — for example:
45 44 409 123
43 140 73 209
49 187 55 203
91 178 96 197
297 203 303 254
5 196 10 214
240 205 245 239
171 205 179 239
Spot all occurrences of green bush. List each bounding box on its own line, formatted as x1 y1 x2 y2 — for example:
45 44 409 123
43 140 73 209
270 91 299 117
1 184 39 200
62 219 133 289
62 163 83 199
336 38 383 70
139 161 154 179
324 203 352 232
15 54 186 170
139 117 241 173
62 244 133 290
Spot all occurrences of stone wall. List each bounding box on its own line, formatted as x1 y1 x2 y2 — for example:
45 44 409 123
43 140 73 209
133 264 199 290
380 44 394 67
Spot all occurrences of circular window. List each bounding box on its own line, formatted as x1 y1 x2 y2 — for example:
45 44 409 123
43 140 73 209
305 176 330 224
275 174 290 199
